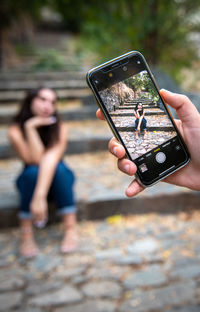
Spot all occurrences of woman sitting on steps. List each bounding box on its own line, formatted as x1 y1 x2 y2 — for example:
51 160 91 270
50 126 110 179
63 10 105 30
8 87 78 257
133 102 147 139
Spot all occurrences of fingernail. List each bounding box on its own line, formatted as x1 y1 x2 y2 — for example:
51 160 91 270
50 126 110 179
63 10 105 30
50 116 57 123
34 219 48 229
124 164 130 173
113 147 118 155
160 89 172 94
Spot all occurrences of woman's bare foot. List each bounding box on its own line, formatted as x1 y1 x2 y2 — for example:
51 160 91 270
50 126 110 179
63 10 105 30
20 236 39 258
61 229 78 254
19 219 39 258
136 130 139 139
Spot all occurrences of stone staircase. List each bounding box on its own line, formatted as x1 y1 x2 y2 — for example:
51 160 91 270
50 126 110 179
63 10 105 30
0 72 200 227
0 71 90 103
110 101 177 159
111 101 174 131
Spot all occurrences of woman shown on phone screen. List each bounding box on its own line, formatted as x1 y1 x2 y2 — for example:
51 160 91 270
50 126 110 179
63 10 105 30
8 88 77 258
134 102 147 139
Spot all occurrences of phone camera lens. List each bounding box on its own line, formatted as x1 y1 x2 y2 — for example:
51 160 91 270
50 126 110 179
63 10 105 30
137 60 141 64
122 66 127 71
95 80 99 84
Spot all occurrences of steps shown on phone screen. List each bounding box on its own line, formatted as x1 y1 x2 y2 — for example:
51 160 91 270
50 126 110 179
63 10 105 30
110 100 176 158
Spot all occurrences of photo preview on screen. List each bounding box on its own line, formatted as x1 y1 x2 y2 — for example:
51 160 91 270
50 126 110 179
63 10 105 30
99 69 177 165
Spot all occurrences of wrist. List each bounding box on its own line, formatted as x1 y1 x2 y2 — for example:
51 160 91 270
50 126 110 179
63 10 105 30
32 191 47 200
24 120 36 130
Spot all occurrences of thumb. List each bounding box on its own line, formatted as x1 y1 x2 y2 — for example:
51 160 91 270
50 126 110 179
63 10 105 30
160 89 199 127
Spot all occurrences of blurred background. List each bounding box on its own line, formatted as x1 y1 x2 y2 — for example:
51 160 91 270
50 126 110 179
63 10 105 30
1 0 200 83
1 2 200 312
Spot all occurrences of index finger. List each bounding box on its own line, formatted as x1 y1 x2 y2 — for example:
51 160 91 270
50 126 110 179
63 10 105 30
96 109 105 120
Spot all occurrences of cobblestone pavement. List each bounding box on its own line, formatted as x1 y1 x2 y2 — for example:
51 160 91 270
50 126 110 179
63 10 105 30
1 212 200 311
120 131 176 160
112 115 174 128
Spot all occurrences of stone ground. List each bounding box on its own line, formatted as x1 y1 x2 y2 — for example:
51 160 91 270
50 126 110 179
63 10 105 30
112 115 174 128
120 131 176 160
1 212 200 311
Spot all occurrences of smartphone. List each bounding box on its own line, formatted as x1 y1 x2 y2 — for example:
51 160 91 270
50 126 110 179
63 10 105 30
86 51 190 187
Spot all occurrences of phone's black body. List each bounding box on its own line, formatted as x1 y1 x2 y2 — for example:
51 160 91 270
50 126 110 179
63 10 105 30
86 51 190 187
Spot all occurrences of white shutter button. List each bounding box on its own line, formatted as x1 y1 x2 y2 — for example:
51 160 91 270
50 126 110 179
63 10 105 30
155 152 166 163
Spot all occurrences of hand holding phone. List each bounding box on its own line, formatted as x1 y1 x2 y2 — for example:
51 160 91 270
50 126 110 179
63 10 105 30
97 89 200 196
87 51 191 187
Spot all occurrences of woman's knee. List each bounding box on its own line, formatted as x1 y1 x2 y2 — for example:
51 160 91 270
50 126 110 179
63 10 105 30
21 166 39 185
55 162 75 184
16 165 39 194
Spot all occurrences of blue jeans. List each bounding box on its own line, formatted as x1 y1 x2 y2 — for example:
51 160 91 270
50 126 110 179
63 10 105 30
16 161 76 219
135 117 147 130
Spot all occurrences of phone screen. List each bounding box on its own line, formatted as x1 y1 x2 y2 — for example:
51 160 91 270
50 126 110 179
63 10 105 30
89 53 189 185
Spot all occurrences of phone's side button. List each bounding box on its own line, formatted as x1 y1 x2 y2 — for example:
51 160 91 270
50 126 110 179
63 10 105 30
155 152 166 164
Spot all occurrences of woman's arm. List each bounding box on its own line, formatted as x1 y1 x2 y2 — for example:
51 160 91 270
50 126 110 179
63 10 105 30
8 117 56 164
24 116 57 164
33 122 67 198
137 115 143 130
24 122 45 163
134 110 140 119
30 122 68 222
8 124 34 164
133 109 138 118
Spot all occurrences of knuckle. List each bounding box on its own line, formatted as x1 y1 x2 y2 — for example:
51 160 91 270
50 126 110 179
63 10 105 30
180 94 189 102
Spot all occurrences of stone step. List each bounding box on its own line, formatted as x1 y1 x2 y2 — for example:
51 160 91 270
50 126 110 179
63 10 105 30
124 100 153 104
0 89 91 103
0 71 86 81
111 115 174 131
117 126 174 132
0 120 112 159
0 80 87 91
0 102 97 124
110 111 165 117
0 153 199 227
117 105 157 109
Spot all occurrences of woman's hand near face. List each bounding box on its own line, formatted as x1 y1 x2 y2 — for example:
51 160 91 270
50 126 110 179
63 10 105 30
25 116 56 129
96 89 200 196
23 116 57 164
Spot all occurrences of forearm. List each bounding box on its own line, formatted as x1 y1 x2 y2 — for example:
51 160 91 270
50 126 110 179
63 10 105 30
33 150 60 198
25 125 45 163
32 141 66 198
138 116 143 128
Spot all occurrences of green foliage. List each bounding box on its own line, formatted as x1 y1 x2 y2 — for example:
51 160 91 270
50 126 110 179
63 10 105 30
33 49 66 71
48 0 94 32
70 0 200 81
124 71 159 100
15 44 36 57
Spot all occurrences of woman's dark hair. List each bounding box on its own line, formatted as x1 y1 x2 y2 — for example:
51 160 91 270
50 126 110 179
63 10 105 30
135 102 143 115
13 87 60 148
